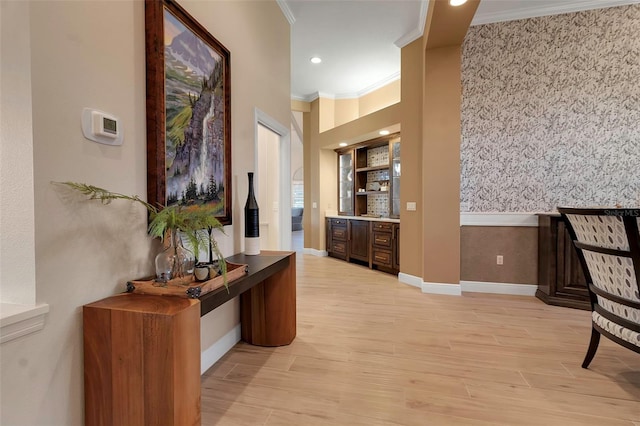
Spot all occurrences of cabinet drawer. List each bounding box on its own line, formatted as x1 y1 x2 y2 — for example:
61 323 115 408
332 228 347 240
372 222 393 231
330 218 347 226
372 231 392 249
332 241 347 255
372 249 392 267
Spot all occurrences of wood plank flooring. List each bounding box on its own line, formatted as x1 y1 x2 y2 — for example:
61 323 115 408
202 254 640 425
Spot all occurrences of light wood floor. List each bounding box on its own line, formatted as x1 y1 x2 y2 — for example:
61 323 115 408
202 254 640 425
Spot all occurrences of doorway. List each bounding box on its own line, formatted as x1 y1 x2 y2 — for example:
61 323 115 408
254 109 291 251
290 110 304 252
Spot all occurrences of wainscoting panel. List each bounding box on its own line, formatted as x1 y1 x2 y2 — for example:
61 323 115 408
461 225 538 285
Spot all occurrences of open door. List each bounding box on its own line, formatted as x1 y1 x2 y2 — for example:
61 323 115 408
254 109 291 251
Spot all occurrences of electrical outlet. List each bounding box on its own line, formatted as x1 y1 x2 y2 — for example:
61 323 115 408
496 255 503 265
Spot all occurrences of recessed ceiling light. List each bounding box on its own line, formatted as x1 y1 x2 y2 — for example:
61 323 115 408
449 0 467 6
310 57 322 64
339 142 348 147
379 130 390 136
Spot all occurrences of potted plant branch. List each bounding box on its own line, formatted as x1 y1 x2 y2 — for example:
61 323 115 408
56 182 227 285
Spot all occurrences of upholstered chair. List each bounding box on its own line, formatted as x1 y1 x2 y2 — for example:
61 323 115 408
558 207 640 368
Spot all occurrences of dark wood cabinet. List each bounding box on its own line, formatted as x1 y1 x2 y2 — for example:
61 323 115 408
536 213 589 310
393 223 400 271
327 218 348 260
349 220 370 262
372 221 393 271
327 218 398 274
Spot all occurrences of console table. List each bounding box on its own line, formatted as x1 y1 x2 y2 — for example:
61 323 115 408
201 251 297 346
83 251 296 425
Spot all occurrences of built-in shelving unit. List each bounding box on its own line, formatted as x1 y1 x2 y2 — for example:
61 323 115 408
336 133 400 218
356 165 389 172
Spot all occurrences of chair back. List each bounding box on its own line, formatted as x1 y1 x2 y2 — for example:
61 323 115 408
558 207 640 351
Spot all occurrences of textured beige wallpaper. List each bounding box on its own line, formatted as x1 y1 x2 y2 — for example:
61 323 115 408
461 5 640 212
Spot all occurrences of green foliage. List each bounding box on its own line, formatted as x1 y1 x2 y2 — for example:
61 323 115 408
55 181 156 212
146 204 223 254
167 104 192 147
166 66 200 90
54 181 227 286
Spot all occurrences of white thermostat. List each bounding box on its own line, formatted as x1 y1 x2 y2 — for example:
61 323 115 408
81 108 123 146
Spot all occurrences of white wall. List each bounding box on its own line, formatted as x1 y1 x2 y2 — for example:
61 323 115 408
0 1 290 424
0 0 36 306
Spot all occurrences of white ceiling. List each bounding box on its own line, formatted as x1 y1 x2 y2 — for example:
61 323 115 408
282 0 639 101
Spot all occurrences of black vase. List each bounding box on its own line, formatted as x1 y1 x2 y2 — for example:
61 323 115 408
244 172 260 255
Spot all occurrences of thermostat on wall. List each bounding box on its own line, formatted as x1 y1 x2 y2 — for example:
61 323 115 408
81 108 123 146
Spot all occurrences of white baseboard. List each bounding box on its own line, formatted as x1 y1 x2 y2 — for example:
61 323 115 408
397 275 536 297
460 280 537 296
398 272 422 288
422 282 462 296
304 248 328 257
201 324 241 375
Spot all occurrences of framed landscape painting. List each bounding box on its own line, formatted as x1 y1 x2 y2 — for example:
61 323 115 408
145 0 232 225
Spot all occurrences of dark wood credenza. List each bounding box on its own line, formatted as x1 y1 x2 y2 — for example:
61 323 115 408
536 214 589 310
326 217 399 274
83 251 296 425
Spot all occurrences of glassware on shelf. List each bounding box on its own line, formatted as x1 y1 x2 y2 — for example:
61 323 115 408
391 141 401 217
339 152 354 215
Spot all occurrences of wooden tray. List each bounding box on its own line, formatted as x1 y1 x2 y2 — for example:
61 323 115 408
126 261 249 298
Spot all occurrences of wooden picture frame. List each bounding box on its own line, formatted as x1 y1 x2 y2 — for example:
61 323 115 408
145 0 232 225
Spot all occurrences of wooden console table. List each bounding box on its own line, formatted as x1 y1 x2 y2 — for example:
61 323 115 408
200 251 297 346
83 294 200 425
83 251 296 425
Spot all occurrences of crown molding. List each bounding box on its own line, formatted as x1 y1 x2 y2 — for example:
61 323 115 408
276 0 295 25
317 91 335 100
395 0 429 47
471 0 640 26
293 92 320 103
352 71 400 98
293 71 401 102
293 91 334 103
